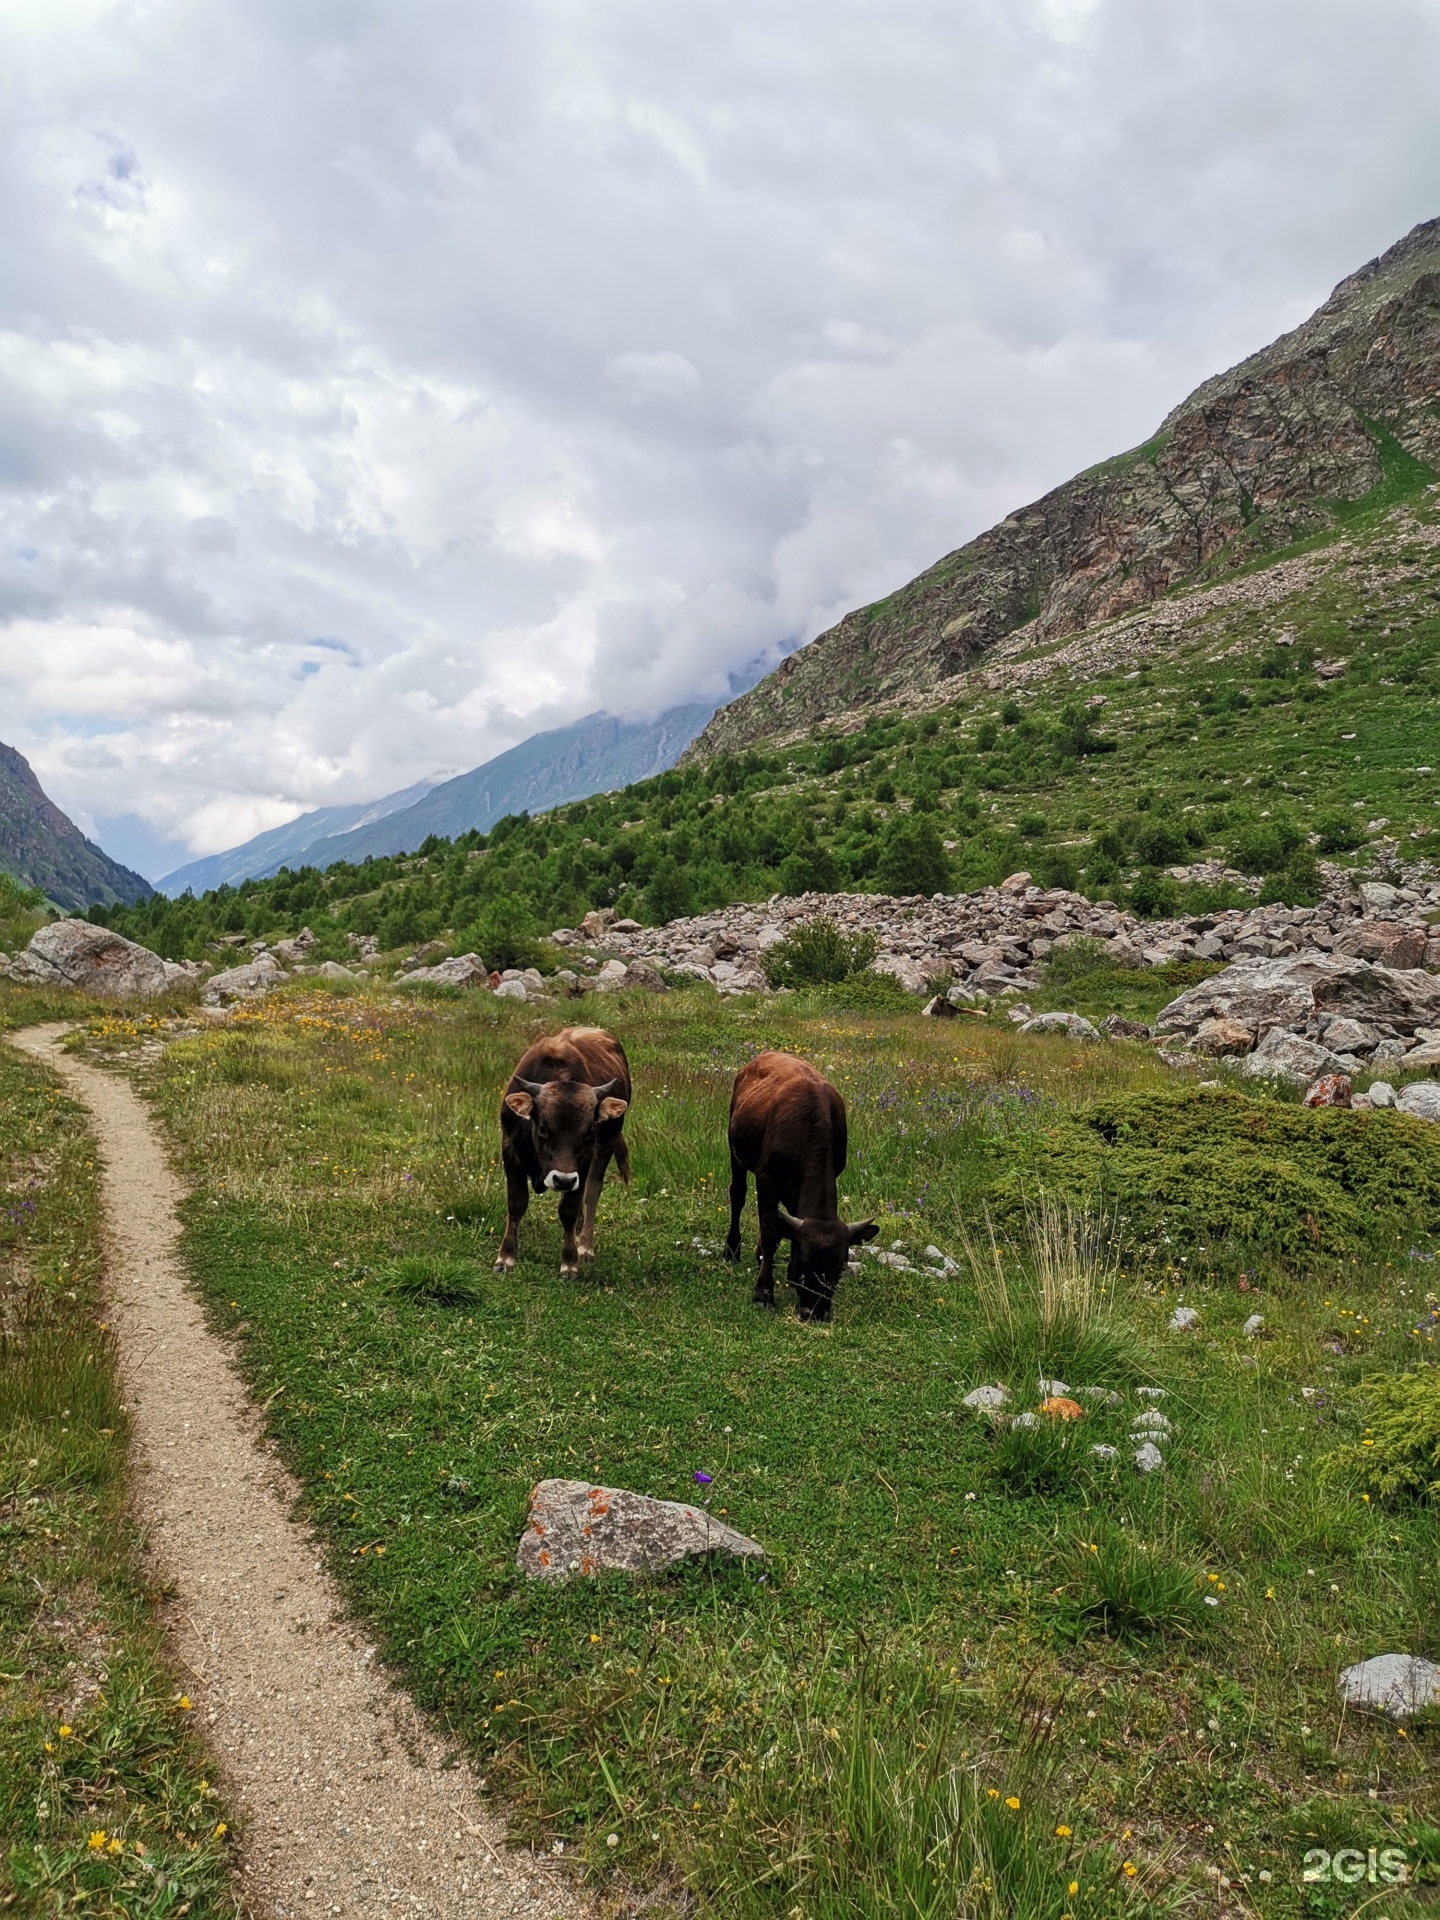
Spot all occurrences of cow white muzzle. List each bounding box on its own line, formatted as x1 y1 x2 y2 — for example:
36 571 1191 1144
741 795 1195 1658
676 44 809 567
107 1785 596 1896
543 1170 581 1192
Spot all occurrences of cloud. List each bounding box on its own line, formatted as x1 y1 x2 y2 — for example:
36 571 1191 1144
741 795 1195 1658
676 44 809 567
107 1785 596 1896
0 0 1437 868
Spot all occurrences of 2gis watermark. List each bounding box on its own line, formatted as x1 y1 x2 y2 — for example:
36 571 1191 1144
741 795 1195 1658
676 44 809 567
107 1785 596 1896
1302 1845 1411 1886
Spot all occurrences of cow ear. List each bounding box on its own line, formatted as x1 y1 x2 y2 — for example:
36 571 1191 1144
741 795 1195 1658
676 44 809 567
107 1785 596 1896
597 1096 628 1123
504 1091 534 1119
776 1205 804 1238
847 1219 880 1246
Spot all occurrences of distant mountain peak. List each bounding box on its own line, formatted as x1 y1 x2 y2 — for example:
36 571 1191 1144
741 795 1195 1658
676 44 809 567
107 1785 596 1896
0 742 154 910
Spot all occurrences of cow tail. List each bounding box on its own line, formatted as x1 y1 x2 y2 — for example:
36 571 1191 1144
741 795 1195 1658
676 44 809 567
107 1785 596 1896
613 1133 632 1186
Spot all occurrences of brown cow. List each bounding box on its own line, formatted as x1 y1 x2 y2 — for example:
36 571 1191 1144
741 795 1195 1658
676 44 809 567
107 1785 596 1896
724 1051 877 1321
496 1027 631 1277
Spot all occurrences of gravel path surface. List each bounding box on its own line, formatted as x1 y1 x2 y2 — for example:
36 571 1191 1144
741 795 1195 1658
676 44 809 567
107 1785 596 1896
9 1025 586 1920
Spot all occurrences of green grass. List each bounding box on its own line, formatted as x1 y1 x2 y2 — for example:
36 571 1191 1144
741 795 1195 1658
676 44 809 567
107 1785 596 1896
70 980 1440 1915
0 1021 236 1917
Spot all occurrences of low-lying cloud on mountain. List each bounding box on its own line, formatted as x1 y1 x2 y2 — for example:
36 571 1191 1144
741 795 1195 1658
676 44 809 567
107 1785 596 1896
2 0 1438 868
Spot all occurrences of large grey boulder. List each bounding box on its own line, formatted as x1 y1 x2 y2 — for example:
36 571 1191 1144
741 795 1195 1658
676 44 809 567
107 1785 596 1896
204 954 283 1001
1020 1011 1100 1040
516 1479 764 1583
9 920 170 999
1337 1653 1440 1720
397 953 487 988
1157 953 1440 1044
1243 1030 1343 1087
1396 1082 1440 1122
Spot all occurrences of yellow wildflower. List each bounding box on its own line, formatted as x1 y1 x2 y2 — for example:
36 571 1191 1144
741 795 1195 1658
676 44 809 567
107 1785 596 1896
1056 1825 1072 1837
59 1725 73 1739
1123 1861 1137 1877
88 1831 106 1850
1005 1796 1021 1810
1069 1882 1079 1896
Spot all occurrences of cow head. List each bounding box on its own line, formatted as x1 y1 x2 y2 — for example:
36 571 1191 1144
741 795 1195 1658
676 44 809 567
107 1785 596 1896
504 1076 628 1193
776 1207 878 1320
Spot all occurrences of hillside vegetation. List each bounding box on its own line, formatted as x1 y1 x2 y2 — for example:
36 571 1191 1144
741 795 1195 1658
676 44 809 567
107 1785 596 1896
93 483 1440 966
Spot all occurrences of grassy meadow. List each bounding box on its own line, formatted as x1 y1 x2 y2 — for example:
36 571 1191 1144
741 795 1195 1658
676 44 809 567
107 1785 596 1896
43 971 1440 1919
0 1016 235 1918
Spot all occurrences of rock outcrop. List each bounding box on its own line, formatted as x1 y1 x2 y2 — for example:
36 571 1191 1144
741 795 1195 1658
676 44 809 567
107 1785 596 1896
689 218 1440 755
6 920 170 998
0 740 153 910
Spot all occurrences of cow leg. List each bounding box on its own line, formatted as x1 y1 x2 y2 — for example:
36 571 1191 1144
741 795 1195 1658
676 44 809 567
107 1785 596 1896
558 1185 584 1278
577 1146 610 1262
753 1187 780 1310
495 1158 530 1272
724 1153 747 1262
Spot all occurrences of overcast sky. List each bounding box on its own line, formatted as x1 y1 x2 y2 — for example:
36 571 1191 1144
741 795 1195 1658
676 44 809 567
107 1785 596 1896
2 0 1438 876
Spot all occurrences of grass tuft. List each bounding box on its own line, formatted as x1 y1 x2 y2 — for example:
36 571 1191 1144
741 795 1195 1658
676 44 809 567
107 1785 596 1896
385 1254 487 1307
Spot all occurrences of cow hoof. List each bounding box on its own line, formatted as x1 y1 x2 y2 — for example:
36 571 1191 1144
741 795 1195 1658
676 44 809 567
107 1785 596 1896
560 1262 579 1279
721 1241 741 1263
752 1294 777 1312
576 1245 596 1263
494 1254 516 1273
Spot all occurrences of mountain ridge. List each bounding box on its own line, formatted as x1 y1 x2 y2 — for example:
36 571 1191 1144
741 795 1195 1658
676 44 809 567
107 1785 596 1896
0 742 154 910
688 216 1440 759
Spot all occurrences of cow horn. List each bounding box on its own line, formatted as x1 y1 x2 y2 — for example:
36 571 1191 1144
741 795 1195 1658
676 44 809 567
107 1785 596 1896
590 1078 619 1098
512 1076 548 1097
776 1206 804 1236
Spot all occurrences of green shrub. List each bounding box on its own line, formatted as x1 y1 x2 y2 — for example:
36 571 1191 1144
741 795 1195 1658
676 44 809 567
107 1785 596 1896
1127 869 1179 919
1326 1368 1440 1500
763 918 879 989
990 1418 1078 1496
386 1255 486 1308
1315 810 1367 854
1132 821 1187 866
875 814 950 896
999 1088 1440 1261
461 896 542 970
645 855 694 923
1259 849 1322 907
807 969 915 1011
1069 1525 1212 1639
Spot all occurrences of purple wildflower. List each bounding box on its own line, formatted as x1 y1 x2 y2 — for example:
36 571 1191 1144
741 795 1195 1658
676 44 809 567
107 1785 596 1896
693 1471 713 1485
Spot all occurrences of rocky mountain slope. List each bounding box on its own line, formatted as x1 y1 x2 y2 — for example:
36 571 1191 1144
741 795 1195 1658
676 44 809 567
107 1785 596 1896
0 741 153 909
692 217 1440 757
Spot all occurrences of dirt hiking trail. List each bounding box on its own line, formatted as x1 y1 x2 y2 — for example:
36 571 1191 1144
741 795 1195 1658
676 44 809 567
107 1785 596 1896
10 1026 586 1920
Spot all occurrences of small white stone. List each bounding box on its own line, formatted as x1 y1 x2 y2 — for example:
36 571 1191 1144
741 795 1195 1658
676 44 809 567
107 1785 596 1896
1242 1312 1266 1337
1133 1441 1165 1473
1012 1411 1039 1429
1078 1386 1123 1406
962 1385 1010 1412
1037 1377 1071 1397
1135 1385 1167 1398
1089 1444 1118 1461
1169 1306 1201 1331
1337 1654 1440 1720
1131 1409 1171 1433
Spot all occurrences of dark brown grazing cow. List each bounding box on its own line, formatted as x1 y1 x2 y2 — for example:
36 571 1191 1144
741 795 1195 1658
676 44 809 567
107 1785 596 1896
724 1051 877 1321
496 1027 631 1277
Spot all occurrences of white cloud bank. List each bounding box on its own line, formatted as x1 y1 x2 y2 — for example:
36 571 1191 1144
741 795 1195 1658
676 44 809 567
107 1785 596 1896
0 0 1437 868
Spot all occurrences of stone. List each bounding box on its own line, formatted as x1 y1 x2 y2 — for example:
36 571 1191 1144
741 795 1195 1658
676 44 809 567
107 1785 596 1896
493 978 529 1001
1133 1442 1165 1473
1102 1014 1151 1040
1077 1387 1122 1406
923 1246 958 1272
1303 1073 1352 1108
613 918 643 933
1332 921 1428 969
203 955 284 1001
1011 1411 1039 1429
1020 1012 1100 1041
1359 882 1400 912
1402 1040 1440 1070
591 959 629 991
1367 1080 1397 1108
405 939 449 968
516 1479 764 1583
316 960 357 982
10 920 171 1000
1243 1313 1266 1336
621 959 668 992
1037 1377 1071 1397
1336 1653 1440 1721
1157 952 1440 1046
962 1384 1010 1412
1131 1409 1172 1433
397 954 488 988
922 994 958 1018
1193 1016 1256 1056
873 953 928 993
1135 1385 1166 1397
272 927 318 964
580 909 618 940
1089 1444 1119 1460
1169 1306 1201 1331
1040 1396 1085 1421
1396 1082 1440 1122
1242 1030 1342 1088
1321 1016 1376 1054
